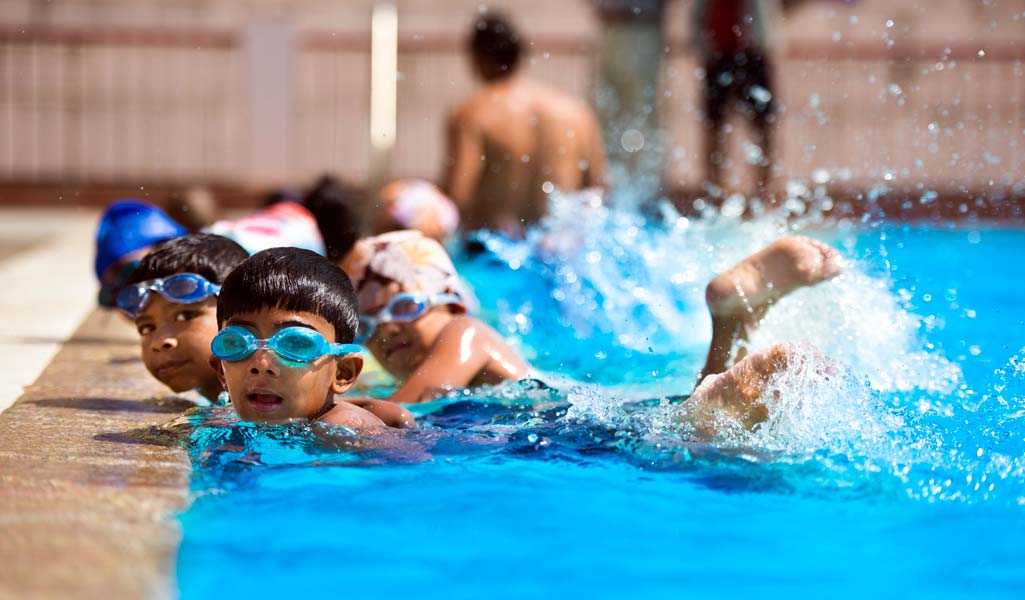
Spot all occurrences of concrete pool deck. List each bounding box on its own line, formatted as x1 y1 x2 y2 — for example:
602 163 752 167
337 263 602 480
0 209 191 598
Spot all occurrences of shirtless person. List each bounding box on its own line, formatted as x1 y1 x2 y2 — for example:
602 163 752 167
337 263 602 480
443 12 607 238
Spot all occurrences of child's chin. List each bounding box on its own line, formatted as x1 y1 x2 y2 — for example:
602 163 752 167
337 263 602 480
236 398 291 422
162 376 198 394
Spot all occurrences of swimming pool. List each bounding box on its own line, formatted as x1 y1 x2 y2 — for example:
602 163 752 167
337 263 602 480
173 206 1025 598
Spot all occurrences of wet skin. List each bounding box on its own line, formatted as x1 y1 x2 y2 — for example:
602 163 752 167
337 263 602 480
443 69 607 237
133 294 223 401
212 307 385 429
357 279 529 404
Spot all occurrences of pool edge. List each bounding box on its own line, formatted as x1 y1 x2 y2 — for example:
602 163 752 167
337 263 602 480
0 308 191 599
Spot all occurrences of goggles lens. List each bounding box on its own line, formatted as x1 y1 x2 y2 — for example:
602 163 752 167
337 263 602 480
116 273 220 317
355 292 462 344
211 326 361 364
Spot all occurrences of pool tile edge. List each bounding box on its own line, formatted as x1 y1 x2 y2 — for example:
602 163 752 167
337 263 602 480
0 308 192 600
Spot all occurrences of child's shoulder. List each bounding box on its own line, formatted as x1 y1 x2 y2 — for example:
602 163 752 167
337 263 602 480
435 315 506 346
319 401 387 431
434 315 529 380
342 398 416 429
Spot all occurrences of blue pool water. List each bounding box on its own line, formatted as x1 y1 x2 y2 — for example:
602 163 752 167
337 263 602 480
174 205 1025 598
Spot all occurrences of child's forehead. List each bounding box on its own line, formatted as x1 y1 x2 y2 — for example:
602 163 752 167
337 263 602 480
357 277 405 309
135 294 215 321
226 307 335 338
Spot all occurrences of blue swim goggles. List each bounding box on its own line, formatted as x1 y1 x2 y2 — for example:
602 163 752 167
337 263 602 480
117 273 221 318
356 291 463 344
211 326 362 364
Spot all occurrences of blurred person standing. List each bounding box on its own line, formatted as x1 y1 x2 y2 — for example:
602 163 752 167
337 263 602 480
692 0 782 200
443 12 607 239
591 0 668 204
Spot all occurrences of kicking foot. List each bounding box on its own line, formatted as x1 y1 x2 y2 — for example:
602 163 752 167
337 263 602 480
705 236 843 321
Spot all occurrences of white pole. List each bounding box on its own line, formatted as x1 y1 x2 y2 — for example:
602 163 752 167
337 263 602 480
369 2 398 191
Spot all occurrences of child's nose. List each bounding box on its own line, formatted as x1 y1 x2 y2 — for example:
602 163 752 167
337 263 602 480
152 336 177 352
377 321 401 336
247 349 280 376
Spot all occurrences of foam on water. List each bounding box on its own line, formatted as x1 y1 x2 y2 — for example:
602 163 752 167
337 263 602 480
458 189 1025 505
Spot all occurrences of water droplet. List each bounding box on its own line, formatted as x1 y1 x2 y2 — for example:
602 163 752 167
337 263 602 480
541 181 554 194
749 85 772 104
620 129 645 153
885 19 894 28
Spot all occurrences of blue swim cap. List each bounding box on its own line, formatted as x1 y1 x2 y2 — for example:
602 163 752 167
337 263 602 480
94 199 186 280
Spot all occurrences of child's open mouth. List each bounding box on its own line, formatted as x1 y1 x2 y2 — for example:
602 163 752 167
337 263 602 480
246 391 284 413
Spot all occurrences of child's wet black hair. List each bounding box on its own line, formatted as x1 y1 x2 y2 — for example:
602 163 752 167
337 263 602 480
217 247 359 343
125 233 248 286
303 175 365 263
470 13 522 75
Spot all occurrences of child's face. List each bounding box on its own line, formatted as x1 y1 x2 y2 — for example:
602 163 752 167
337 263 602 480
134 295 221 394
357 280 454 378
214 307 362 423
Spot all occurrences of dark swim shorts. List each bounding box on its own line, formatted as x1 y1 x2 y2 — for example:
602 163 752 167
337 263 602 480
703 49 775 125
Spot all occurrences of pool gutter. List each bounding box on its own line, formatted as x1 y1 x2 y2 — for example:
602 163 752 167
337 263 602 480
0 309 191 599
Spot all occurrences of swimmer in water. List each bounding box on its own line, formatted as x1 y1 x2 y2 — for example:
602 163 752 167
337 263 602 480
211 247 414 429
119 234 249 403
341 230 530 404
681 236 845 435
120 236 413 429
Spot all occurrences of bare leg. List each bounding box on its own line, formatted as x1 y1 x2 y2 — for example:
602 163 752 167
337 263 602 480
752 121 773 202
698 236 843 381
703 120 726 195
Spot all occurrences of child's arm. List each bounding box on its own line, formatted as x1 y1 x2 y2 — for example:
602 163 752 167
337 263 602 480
387 318 496 404
342 398 416 429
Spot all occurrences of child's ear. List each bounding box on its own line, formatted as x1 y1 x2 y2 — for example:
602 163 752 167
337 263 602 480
331 354 364 395
209 355 227 389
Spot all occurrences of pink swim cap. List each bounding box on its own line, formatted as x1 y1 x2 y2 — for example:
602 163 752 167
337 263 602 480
341 230 477 310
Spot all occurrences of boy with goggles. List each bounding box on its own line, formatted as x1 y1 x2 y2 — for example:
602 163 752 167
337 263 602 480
120 233 249 403
212 246 413 428
121 235 412 429
341 230 529 404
